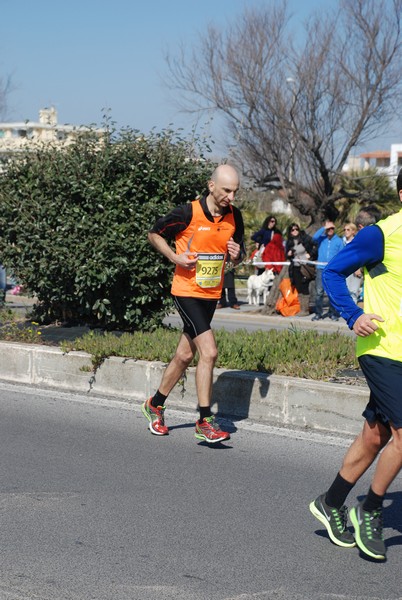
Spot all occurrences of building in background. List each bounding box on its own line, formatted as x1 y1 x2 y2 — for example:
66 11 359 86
0 107 104 161
345 143 402 183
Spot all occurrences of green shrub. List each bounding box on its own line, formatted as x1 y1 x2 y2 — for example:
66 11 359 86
0 125 214 329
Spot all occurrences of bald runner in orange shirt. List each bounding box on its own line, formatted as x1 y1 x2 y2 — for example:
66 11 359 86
143 165 245 443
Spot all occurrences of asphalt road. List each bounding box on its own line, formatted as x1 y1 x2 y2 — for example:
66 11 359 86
1 382 401 600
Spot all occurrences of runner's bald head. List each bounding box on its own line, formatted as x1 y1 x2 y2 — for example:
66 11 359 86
210 165 240 187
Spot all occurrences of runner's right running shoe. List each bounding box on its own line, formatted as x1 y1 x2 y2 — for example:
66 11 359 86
141 398 169 436
350 503 386 560
309 494 356 548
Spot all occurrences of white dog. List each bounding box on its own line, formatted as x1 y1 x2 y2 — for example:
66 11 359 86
247 269 275 305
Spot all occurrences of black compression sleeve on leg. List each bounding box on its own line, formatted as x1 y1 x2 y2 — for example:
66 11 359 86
151 391 168 408
325 472 355 509
362 487 384 513
199 406 212 421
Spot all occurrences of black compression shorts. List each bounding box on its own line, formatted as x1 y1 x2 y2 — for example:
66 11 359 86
172 296 217 339
359 354 402 429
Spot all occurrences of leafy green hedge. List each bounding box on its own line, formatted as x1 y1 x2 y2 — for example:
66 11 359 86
0 126 213 329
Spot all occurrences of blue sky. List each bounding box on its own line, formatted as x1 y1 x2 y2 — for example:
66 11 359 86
1 0 399 152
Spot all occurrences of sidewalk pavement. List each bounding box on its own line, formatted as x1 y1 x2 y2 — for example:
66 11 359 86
213 299 349 331
0 292 367 438
196 287 351 335
5 290 350 342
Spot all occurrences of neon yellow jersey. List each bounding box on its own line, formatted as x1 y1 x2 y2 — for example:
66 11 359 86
357 209 402 361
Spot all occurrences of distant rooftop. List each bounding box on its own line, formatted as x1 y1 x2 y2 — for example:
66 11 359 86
0 108 104 160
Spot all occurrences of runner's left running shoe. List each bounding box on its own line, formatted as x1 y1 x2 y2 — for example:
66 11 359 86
350 503 386 560
141 398 169 436
194 416 230 443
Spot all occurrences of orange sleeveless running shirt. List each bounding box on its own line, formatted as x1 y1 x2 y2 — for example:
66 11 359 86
171 200 236 299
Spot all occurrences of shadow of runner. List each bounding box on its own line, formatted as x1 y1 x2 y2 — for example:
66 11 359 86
195 440 233 450
384 492 402 546
168 422 195 431
211 370 271 428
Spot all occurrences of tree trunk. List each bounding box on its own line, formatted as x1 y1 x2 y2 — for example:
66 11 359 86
262 265 289 315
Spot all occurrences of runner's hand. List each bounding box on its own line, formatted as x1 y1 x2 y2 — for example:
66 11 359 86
175 251 198 270
353 313 384 337
227 238 241 262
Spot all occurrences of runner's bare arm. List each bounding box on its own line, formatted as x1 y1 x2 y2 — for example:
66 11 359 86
148 232 198 269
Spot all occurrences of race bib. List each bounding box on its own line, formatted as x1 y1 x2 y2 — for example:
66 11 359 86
195 253 225 288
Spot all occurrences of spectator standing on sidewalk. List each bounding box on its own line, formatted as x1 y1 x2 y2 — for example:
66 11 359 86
355 205 382 230
145 165 245 444
217 268 240 310
261 232 285 275
311 221 343 321
0 265 6 307
342 222 357 244
252 216 282 274
309 169 402 560
285 223 316 317
343 223 362 304
354 206 382 304
251 214 280 247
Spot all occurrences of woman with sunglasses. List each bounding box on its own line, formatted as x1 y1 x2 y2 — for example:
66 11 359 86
286 223 316 316
343 222 357 244
251 215 283 275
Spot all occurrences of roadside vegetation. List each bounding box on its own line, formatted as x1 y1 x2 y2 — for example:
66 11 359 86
0 124 213 331
0 307 43 343
0 115 389 387
55 325 359 383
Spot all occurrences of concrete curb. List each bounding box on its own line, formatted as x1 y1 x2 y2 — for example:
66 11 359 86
0 341 368 436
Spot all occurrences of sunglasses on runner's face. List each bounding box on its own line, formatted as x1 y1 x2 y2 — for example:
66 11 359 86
326 227 335 231
291 227 299 232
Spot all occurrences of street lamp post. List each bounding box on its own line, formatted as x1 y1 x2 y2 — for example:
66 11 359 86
286 77 297 183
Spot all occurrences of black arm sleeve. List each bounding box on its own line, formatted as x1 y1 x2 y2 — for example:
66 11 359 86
149 204 193 240
232 206 246 258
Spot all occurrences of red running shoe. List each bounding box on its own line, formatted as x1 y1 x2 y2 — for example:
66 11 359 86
194 416 230 443
141 398 169 435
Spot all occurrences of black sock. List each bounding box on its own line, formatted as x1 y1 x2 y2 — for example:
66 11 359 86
325 472 355 509
151 390 167 408
199 406 212 422
362 487 384 513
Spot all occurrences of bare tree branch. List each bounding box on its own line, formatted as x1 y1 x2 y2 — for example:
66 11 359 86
165 0 402 225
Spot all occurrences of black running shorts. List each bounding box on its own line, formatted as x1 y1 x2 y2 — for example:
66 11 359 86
172 296 217 340
359 354 402 429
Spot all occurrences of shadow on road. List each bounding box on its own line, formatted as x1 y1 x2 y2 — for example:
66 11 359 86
211 369 271 423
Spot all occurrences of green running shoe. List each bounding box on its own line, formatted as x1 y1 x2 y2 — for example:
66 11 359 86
309 494 356 548
350 503 386 560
